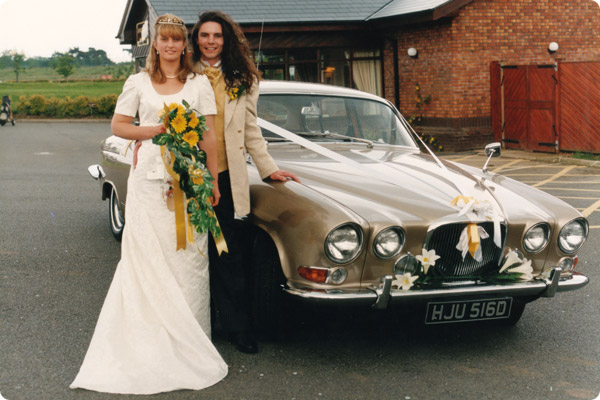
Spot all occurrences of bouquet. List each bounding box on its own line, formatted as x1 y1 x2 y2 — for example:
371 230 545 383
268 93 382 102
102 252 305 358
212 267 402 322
153 100 221 240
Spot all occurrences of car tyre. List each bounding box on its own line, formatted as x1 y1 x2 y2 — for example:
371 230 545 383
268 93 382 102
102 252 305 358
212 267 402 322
109 185 124 241
250 228 288 340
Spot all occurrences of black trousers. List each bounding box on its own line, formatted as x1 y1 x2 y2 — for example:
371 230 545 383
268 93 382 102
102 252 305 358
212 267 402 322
208 171 252 333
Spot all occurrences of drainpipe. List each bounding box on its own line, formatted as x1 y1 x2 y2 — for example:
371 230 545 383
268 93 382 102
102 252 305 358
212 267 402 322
391 39 400 108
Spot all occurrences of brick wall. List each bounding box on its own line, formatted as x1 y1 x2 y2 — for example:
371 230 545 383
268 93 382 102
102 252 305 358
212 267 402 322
383 0 600 150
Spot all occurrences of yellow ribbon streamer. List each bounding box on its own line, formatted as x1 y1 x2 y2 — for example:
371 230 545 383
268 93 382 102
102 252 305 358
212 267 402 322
213 219 229 255
160 146 187 250
160 146 228 255
450 195 474 207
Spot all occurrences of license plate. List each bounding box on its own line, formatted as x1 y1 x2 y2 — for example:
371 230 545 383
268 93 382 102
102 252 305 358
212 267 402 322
425 298 513 324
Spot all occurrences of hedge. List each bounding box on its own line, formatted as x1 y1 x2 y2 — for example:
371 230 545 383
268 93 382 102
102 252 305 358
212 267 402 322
12 94 117 119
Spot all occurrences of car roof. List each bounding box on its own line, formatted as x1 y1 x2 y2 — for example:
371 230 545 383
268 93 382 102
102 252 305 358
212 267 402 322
258 80 388 103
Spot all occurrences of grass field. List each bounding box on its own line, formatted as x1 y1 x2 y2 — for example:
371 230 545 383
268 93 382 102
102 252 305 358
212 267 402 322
0 65 131 100
0 65 133 82
0 80 125 100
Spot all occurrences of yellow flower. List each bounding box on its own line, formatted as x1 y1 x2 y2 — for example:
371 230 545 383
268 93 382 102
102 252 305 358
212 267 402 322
168 103 179 111
188 114 199 129
227 87 241 101
182 130 199 147
188 165 205 185
170 114 187 134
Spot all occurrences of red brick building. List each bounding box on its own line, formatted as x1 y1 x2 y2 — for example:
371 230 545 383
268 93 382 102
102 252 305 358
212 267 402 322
118 0 600 152
386 0 600 152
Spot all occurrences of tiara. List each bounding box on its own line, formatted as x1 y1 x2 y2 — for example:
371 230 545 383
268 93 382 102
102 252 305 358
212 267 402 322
156 15 185 26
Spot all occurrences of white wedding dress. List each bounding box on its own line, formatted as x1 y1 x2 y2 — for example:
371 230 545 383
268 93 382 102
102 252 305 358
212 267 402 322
70 72 228 394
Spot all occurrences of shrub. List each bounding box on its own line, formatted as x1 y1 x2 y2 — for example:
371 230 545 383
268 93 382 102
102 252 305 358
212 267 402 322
44 96 62 117
97 94 117 117
28 94 48 115
13 93 116 118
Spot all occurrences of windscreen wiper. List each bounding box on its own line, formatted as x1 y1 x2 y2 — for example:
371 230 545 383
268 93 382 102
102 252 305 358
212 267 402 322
297 131 373 148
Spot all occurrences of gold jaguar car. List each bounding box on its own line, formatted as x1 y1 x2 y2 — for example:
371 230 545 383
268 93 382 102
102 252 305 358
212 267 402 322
89 81 588 330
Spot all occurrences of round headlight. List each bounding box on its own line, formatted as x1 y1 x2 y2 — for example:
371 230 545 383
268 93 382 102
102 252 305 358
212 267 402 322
393 254 419 276
523 223 550 253
325 223 363 264
558 218 588 253
373 227 405 259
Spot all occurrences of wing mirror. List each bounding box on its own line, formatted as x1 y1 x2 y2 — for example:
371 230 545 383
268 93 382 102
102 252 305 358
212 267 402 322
483 142 501 173
485 142 501 157
88 164 106 180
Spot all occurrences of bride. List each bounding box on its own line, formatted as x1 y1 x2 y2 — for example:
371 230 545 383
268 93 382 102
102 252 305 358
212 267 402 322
70 13 228 394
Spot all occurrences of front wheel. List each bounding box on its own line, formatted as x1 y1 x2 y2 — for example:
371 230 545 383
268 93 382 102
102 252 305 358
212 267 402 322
108 185 124 241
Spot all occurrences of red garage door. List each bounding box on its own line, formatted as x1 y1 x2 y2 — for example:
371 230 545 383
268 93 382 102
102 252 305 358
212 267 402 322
501 65 557 152
559 62 600 153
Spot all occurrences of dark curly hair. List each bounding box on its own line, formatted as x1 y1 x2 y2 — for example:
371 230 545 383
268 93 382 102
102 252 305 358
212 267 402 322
191 10 261 91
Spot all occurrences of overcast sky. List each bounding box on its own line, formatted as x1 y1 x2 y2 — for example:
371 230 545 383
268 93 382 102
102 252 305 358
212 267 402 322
0 0 131 63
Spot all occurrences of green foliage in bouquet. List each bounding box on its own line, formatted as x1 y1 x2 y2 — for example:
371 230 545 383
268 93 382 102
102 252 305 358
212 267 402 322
152 100 221 238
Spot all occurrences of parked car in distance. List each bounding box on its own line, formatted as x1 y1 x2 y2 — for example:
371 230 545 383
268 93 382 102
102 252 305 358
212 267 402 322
89 80 589 332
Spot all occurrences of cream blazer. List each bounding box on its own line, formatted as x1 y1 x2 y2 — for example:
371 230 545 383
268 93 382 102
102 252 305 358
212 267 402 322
222 83 278 216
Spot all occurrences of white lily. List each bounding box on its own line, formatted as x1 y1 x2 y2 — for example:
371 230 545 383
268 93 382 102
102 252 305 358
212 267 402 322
499 249 523 273
508 259 533 281
416 248 440 274
392 273 419 291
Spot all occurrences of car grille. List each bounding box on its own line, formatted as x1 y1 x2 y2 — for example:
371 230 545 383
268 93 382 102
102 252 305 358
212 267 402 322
425 222 506 277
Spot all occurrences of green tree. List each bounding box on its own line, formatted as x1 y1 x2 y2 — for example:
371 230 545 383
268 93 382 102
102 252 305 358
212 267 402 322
54 54 76 79
66 47 114 66
12 52 26 82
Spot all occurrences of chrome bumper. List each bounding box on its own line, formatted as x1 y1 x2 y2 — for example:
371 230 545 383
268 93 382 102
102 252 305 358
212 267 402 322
284 268 589 309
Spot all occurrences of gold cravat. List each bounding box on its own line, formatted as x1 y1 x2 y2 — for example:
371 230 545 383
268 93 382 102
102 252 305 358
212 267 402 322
203 67 222 84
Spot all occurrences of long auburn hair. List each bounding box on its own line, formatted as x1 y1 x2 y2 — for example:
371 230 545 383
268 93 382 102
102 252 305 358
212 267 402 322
191 10 261 91
145 13 194 83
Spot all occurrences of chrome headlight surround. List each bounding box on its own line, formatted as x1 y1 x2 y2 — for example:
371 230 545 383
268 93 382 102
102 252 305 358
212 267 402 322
393 253 420 276
523 223 551 253
324 223 363 264
373 227 406 259
558 218 588 254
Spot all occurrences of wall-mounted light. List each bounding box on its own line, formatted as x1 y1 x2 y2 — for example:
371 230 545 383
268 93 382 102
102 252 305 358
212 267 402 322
548 42 559 54
407 47 418 58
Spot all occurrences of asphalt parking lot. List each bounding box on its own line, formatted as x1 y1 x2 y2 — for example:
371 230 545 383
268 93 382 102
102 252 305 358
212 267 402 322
1 122 599 400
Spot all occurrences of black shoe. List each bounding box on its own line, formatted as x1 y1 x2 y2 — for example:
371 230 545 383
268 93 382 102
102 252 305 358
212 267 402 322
228 331 258 354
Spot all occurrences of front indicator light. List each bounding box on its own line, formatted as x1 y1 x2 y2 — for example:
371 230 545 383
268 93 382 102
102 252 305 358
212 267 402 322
298 266 328 283
298 266 347 284
330 268 347 284
558 257 574 272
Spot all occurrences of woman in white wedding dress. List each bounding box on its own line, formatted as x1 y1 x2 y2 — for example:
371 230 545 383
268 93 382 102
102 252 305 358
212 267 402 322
70 14 228 395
